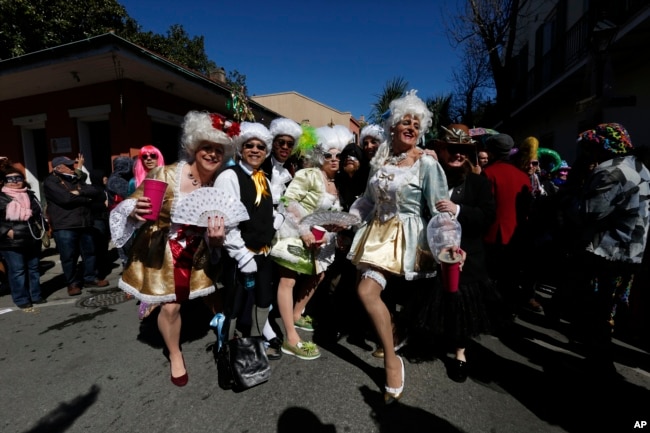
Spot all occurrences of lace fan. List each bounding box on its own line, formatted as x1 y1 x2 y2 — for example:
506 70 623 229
300 211 360 229
173 188 249 228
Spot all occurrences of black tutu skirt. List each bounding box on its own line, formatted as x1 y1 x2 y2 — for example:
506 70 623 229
405 275 493 348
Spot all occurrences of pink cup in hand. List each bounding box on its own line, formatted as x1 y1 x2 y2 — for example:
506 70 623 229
438 250 461 293
311 225 326 241
142 179 168 221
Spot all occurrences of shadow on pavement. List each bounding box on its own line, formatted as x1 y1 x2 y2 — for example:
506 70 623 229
24 384 100 433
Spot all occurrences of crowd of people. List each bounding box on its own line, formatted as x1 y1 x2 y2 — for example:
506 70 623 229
1 92 649 401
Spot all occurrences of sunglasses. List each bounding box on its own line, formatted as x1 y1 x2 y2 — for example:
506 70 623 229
243 143 267 151
323 152 341 160
4 175 24 183
141 153 158 160
530 160 539 166
274 138 295 148
447 145 472 155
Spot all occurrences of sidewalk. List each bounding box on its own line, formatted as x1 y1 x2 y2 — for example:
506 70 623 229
0 240 123 312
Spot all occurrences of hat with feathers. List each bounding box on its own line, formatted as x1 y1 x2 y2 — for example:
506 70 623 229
234 122 273 156
269 118 302 142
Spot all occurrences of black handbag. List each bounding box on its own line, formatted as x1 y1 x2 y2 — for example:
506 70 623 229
217 336 271 391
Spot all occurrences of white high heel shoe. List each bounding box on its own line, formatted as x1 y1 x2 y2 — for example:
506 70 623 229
384 356 405 405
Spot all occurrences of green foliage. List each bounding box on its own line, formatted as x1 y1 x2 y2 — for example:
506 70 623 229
126 24 216 74
0 0 129 59
0 0 222 77
226 70 248 91
369 77 409 124
425 95 453 141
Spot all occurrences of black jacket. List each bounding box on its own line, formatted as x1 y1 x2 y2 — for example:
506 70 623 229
0 189 45 250
43 171 105 230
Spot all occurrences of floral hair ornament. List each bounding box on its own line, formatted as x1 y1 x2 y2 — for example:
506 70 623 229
210 113 240 138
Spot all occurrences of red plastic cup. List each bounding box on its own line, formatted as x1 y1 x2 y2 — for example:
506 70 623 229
142 179 168 221
311 225 326 241
438 251 461 293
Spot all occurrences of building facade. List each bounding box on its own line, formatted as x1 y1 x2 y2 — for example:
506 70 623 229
252 91 361 143
0 33 279 201
499 0 649 163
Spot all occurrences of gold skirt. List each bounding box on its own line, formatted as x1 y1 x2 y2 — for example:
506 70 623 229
350 216 403 275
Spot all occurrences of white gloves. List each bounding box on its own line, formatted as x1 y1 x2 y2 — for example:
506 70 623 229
239 257 257 274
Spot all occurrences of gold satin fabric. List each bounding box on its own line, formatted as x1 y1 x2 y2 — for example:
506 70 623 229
350 216 403 274
252 169 270 206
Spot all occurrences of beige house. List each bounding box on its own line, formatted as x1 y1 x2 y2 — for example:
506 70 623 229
252 91 361 143
498 1 649 164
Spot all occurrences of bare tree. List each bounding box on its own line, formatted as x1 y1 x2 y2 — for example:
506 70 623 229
451 36 494 126
444 0 529 118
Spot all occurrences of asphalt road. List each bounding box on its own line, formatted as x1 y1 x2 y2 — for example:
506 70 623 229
1 245 649 433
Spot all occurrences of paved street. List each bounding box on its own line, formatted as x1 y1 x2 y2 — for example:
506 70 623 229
1 243 649 433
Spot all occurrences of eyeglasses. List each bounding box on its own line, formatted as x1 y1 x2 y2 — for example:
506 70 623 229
323 152 341 160
4 175 24 183
530 160 539 167
141 153 158 160
243 143 267 151
274 138 295 148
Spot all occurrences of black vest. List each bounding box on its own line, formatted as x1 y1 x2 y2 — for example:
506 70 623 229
228 165 275 250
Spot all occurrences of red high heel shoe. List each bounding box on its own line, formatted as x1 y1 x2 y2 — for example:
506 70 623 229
170 354 188 387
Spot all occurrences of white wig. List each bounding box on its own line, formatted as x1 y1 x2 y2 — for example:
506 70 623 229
180 111 234 162
360 124 385 143
383 89 432 139
234 121 273 156
372 90 432 169
310 125 353 167
269 117 303 142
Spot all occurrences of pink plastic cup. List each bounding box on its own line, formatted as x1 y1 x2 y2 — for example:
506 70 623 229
311 225 326 241
438 251 461 293
142 179 168 221
441 261 460 293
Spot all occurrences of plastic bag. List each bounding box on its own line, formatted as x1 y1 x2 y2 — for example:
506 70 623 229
427 213 462 263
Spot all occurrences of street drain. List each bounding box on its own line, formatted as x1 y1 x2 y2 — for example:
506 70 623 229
78 290 132 308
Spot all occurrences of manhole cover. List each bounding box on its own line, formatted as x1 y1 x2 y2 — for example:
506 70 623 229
78 290 133 308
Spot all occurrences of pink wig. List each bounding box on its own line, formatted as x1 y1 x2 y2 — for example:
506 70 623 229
133 145 165 187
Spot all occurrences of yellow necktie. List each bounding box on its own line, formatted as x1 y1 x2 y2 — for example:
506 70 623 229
251 169 270 206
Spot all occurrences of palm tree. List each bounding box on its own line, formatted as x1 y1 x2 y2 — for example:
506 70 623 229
425 94 453 142
369 77 409 125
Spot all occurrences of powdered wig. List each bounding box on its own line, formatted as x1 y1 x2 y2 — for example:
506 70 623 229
372 90 432 169
360 124 385 143
310 125 353 167
384 90 432 140
133 144 165 187
180 111 235 162
234 122 273 156
269 117 303 142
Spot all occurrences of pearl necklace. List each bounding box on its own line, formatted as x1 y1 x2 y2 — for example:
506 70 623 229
188 168 214 187
387 152 408 165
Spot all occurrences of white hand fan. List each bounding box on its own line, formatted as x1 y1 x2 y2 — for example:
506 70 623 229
300 211 361 229
173 188 249 228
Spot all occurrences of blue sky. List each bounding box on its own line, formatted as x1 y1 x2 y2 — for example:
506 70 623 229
118 0 461 121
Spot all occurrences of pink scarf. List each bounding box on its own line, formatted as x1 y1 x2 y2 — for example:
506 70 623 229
2 186 32 221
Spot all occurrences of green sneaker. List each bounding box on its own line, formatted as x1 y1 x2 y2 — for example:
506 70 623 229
294 315 314 332
281 340 321 360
